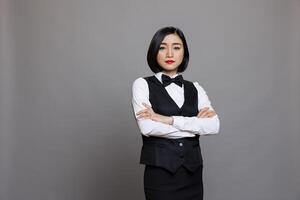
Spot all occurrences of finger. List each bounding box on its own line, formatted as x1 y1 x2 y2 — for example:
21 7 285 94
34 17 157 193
136 109 149 116
197 107 209 117
137 110 150 116
202 111 214 118
209 111 217 118
200 109 215 118
137 112 151 119
208 112 217 118
199 109 210 118
203 111 217 118
136 109 148 115
199 113 209 118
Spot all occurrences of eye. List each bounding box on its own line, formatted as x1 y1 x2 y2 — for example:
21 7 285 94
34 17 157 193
174 46 181 50
159 46 165 50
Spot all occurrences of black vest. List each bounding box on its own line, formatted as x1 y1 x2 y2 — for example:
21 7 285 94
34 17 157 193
140 75 203 174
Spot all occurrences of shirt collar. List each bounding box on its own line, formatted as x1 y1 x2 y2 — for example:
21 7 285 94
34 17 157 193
155 72 181 83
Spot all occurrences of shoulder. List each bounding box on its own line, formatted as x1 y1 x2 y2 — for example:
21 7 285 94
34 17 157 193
132 75 157 88
132 77 148 92
132 77 147 85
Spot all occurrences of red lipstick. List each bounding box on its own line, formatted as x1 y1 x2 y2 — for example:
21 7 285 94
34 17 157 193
165 60 175 64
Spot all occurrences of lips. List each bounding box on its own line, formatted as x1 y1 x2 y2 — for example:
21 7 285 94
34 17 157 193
165 60 175 64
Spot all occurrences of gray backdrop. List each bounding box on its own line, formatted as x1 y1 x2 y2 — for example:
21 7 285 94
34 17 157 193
1 0 299 199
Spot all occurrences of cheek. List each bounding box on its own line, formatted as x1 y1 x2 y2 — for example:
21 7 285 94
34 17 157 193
174 48 183 56
180 50 184 59
156 53 164 62
177 51 184 60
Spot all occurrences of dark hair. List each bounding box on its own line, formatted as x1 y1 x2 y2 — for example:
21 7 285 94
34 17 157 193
147 26 189 73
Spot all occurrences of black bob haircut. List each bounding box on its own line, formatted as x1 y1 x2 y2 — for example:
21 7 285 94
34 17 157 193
147 26 189 73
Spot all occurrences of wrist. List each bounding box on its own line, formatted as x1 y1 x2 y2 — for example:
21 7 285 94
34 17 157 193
152 113 160 122
161 115 173 125
168 116 174 125
152 114 173 125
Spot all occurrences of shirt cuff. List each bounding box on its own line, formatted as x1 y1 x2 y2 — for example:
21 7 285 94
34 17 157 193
172 116 185 130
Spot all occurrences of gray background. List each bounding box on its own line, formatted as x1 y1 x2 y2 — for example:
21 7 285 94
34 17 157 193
1 0 299 199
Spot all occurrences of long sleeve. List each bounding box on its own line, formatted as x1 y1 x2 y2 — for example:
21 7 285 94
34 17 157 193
131 77 196 138
172 82 220 135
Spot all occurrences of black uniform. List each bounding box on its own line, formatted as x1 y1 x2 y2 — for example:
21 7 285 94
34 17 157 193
140 75 204 200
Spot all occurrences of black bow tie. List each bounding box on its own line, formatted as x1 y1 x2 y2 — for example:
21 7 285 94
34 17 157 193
161 74 184 87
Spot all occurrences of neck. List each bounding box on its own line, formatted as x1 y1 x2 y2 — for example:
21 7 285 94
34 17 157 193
161 70 178 77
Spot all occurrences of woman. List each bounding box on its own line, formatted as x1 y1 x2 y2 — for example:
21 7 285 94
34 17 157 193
131 26 220 200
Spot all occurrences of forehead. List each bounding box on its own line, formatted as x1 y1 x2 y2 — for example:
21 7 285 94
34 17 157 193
161 34 183 44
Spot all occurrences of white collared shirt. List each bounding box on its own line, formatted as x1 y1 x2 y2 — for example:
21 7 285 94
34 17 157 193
131 72 220 139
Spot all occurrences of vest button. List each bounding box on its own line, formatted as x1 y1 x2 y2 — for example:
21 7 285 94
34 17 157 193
179 142 183 147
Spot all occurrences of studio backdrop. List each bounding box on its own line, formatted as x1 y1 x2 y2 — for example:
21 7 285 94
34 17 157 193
1 0 299 200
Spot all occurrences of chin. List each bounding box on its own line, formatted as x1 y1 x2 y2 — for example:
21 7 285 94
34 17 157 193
161 65 179 71
161 68 178 73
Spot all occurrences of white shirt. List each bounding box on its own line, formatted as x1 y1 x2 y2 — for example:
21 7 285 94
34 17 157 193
131 72 220 139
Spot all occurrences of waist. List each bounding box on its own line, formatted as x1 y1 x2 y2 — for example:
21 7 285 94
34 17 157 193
142 135 200 148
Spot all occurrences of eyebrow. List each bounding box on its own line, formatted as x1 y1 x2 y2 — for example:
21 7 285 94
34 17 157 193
160 42 182 46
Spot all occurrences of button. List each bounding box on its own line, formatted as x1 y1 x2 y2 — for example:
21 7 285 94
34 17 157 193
179 142 183 147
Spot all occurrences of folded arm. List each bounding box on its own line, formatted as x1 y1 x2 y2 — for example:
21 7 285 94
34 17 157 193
172 82 220 135
172 115 220 135
131 78 196 138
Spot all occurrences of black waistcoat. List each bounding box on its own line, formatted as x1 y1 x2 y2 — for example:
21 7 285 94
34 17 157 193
140 75 203 174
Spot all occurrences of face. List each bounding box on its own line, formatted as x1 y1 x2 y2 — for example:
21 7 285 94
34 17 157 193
156 34 184 75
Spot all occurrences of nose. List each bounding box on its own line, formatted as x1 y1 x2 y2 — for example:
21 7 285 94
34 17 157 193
166 46 173 58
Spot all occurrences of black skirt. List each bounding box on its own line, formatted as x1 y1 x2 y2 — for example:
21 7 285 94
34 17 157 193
144 164 203 200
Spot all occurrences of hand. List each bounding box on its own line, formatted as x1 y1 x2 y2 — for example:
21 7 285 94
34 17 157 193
136 103 157 120
136 103 173 125
197 107 217 118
